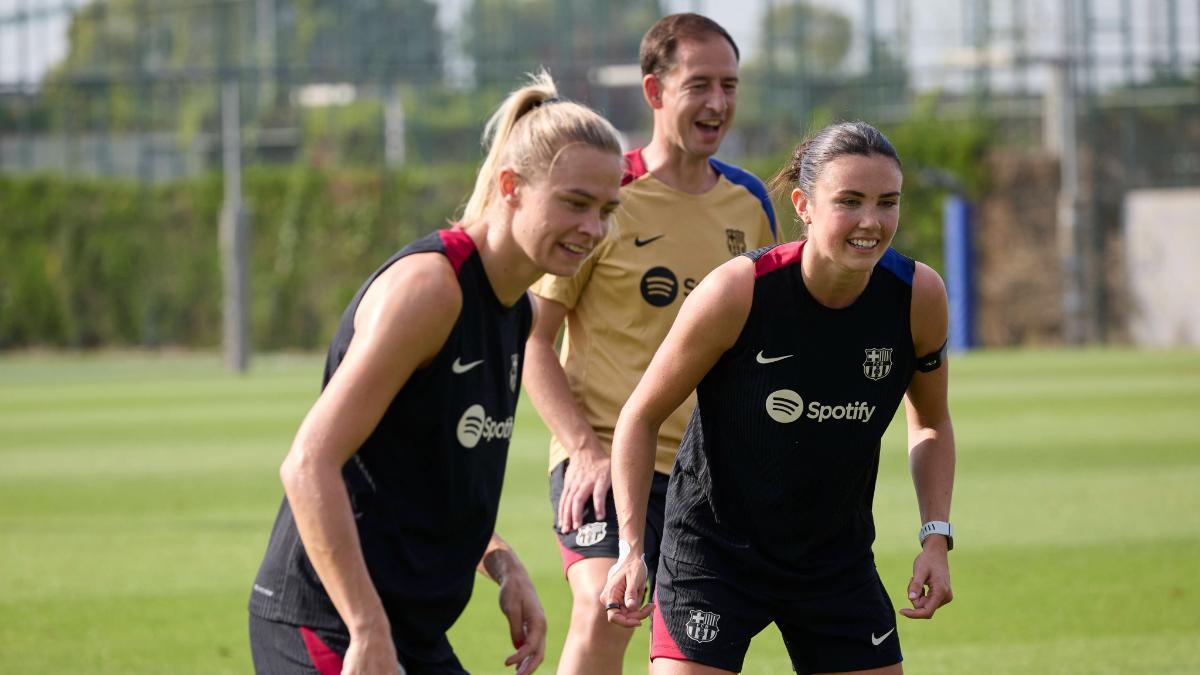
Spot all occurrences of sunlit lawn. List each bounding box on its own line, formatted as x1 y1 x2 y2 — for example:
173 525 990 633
1 349 1197 673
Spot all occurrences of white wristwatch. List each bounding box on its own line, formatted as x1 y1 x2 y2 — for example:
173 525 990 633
919 521 954 550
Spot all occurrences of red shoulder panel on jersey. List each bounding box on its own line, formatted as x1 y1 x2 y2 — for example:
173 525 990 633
438 227 476 275
754 240 805 278
622 148 648 186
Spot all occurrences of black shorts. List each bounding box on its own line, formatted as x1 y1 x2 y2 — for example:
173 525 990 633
248 614 466 675
549 459 670 580
650 555 903 674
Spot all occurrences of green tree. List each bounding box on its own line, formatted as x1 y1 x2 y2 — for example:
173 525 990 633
464 0 660 112
737 1 853 153
739 1 910 156
756 0 853 75
882 93 994 270
37 0 442 136
278 0 442 79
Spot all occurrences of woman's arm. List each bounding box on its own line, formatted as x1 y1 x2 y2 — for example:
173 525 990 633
900 261 956 620
280 253 462 671
522 295 613 533
477 533 547 675
602 256 756 625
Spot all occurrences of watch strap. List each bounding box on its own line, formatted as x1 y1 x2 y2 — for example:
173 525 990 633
919 520 954 550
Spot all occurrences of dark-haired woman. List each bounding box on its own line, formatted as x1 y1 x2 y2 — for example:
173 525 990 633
602 121 955 675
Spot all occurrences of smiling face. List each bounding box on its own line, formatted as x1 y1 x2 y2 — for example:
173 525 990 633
505 144 623 277
648 36 739 162
792 153 903 275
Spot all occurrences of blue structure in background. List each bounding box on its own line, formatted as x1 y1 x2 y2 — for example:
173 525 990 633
943 195 975 351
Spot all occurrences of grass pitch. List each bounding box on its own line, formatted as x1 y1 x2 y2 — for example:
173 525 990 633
1 349 1197 673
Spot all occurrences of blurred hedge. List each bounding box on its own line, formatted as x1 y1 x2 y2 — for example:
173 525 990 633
0 165 473 350
743 106 994 273
2 110 984 351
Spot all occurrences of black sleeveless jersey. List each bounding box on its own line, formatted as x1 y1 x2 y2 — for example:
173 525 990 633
249 228 532 650
662 240 917 594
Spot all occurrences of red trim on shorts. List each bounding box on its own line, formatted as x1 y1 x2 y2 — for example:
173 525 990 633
299 626 344 675
438 227 476 274
650 586 687 662
755 240 805 278
622 148 648 186
556 536 587 577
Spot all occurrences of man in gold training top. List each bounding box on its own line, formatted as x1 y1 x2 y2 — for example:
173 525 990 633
523 13 778 674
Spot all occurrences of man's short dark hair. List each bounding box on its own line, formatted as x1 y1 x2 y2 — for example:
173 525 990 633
639 13 740 78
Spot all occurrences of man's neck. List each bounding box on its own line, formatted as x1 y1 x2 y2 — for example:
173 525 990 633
640 140 719 195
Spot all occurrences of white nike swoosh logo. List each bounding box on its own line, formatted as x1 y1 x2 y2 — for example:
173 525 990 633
871 628 895 646
756 351 794 364
451 358 484 374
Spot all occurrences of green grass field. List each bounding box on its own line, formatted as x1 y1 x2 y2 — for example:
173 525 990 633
2 349 1198 673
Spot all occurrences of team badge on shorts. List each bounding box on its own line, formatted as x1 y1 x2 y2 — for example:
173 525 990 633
725 229 747 255
509 353 519 392
575 522 608 547
863 347 893 381
686 609 721 643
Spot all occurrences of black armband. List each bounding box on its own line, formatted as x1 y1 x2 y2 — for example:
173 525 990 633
916 340 947 373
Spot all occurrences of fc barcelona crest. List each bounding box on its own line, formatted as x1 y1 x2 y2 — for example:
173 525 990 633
725 229 747 255
863 347 893 381
686 609 721 643
575 522 607 547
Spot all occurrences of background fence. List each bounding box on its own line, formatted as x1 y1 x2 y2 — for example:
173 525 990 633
2 0 1198 354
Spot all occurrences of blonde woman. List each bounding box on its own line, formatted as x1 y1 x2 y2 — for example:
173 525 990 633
248 73 624 675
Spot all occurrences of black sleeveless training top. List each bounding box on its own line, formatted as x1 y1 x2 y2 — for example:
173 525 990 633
249 228 532 650
662 240 918 595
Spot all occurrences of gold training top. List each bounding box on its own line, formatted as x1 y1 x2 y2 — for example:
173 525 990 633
533 149 778 475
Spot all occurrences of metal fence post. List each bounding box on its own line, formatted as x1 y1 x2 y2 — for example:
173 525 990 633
220 79 249 372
